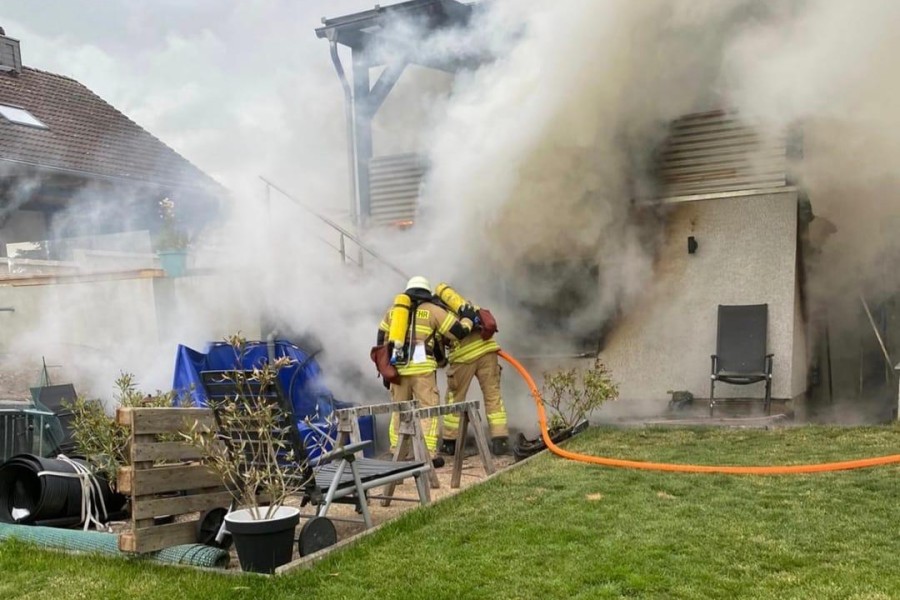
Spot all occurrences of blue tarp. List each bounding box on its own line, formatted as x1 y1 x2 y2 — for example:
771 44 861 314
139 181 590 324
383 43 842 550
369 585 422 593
172 340 374 458
173 340 333 418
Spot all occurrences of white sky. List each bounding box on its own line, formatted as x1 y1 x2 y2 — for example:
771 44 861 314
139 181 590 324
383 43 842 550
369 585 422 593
0 0 383 214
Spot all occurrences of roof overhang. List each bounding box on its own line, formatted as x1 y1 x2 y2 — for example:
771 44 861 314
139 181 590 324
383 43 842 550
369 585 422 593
0 157 225 198
316 0 485 71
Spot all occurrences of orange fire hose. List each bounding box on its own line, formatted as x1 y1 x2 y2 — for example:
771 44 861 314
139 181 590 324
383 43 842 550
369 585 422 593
498 350 900 474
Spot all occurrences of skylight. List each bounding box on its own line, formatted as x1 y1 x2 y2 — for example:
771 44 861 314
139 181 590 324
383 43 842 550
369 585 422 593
0 104 47 128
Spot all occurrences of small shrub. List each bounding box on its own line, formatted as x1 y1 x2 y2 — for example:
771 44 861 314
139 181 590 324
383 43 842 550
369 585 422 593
67 373 176 483
542 358 619 431
182 335 310 520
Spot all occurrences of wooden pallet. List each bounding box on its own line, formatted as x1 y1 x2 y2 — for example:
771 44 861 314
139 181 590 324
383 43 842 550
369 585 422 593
116 407 231 554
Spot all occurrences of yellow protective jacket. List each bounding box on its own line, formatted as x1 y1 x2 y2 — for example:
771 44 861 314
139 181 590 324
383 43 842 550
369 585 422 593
378 301 472 376
446 329 501 365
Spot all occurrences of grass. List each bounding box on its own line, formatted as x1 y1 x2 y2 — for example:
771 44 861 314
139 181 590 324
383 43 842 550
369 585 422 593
1 424 899 599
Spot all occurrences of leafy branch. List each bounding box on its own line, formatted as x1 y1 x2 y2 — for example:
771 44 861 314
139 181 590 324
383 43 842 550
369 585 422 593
542 358 619 431
182 335 312 520
66 373 176 484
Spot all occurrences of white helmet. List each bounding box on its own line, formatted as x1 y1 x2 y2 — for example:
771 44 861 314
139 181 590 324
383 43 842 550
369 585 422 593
405 275 432 294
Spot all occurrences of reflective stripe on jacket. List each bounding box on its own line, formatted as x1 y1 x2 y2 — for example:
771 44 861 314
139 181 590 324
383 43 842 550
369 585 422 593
380 301 463 376
447 331 501 364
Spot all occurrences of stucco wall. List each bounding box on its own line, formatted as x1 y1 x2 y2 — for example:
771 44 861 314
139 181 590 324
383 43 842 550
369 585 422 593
791 272 809 413
0 272 262 397
0 277 159 354
0 210 48 254
598 190 805 414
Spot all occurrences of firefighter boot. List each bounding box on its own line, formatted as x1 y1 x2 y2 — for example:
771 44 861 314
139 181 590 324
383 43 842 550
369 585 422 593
491 436 511 457
439 439 456 456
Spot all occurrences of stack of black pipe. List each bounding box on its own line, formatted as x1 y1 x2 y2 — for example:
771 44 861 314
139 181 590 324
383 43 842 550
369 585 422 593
0 454 126 527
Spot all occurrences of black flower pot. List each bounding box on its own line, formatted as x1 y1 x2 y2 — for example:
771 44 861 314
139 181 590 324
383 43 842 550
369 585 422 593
224 506 300 573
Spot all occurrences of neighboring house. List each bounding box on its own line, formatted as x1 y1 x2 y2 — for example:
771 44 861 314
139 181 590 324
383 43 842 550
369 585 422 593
0 29 251 386
0 28 224 264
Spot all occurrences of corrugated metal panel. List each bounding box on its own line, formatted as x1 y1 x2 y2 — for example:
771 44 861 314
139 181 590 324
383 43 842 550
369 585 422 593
660 111 787 197
368 153 425 227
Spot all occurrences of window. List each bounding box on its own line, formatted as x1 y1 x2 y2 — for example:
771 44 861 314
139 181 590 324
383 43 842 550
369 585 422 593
0 104 47 128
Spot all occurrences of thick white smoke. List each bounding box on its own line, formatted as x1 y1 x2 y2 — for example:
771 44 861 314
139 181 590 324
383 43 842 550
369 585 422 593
399 0 900 421
724 1 900 300
419 1 775 353
0 1 394 402
4 0 900 424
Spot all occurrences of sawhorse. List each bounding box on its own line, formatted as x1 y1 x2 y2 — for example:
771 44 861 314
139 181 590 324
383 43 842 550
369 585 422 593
333 401 439 503
334 399 496 505
414 400 495 489
383 400 495 504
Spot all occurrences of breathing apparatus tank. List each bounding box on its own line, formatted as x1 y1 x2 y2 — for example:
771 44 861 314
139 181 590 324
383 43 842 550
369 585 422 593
388 293 412 364
435 283 468 313
435 283 480 326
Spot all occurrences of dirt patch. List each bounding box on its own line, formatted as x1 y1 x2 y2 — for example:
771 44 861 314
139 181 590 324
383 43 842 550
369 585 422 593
229 452 515 570
0 355 42 403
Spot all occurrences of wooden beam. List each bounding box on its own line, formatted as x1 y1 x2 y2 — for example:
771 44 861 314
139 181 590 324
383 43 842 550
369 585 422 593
2 269 166 287
118 464 222 496
367 61 407 117
117 407 214 434
130 489 232 520
412 400 480 419
119 520 199 554
333 400 416 418
130 440 204 463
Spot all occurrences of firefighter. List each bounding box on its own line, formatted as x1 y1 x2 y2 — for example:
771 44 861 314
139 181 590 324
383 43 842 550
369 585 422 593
377 276 476 454
435 284 510 457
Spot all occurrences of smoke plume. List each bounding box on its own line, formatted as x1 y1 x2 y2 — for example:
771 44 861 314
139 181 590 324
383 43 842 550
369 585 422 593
4 0 900 425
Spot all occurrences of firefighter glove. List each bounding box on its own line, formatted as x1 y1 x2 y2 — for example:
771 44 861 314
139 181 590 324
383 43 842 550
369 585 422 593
458 303 479 323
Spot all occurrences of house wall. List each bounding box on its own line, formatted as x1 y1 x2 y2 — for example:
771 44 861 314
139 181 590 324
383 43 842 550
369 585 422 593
0 209 48 254
597 189 805 415
0 277 158 353
791 271 809 416
372 65 453 156
0 272 261 397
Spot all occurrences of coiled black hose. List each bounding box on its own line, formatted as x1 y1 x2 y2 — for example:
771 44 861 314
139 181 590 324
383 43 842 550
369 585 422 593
0 454 125 526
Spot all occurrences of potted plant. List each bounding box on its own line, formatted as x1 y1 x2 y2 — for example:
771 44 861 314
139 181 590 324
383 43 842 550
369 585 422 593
514 358 619 461
183 345 309 574
64 374 177 523
68 373 176 483
155 197 189 277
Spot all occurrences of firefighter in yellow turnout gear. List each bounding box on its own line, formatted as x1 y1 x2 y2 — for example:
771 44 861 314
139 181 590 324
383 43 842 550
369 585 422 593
377 276 476 453
435 283 510 457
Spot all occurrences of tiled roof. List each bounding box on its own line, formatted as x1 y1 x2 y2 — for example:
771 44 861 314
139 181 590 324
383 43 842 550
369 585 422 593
0 67 220 191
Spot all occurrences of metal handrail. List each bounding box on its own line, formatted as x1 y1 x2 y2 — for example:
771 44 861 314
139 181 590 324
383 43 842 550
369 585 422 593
860 294 895 380
260 176 407 279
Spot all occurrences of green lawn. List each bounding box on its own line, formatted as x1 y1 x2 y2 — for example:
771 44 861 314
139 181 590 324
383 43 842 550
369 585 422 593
1 425 898 600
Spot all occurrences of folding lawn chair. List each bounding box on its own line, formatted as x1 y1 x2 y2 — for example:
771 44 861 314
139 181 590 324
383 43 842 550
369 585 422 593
709 304 774 416
30 384 79 455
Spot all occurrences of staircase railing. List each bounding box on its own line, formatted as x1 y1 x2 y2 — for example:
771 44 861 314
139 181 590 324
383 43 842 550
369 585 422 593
260 176 408 280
